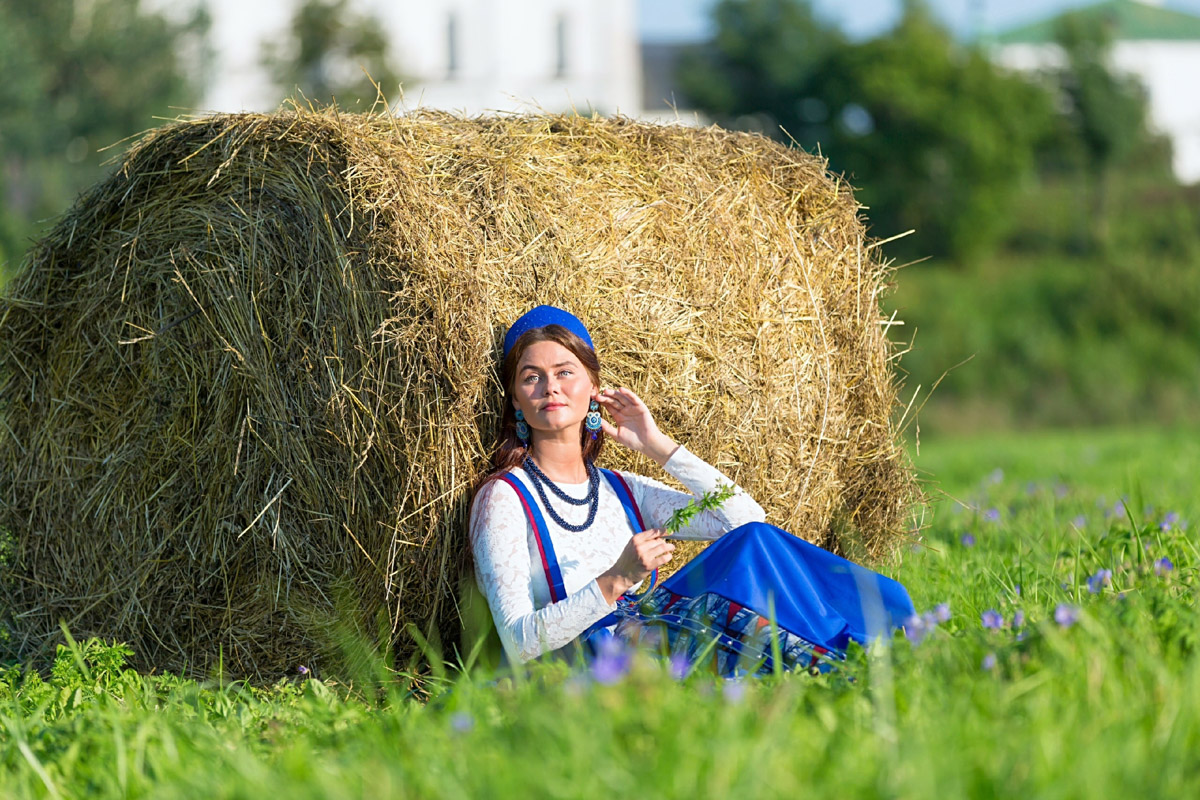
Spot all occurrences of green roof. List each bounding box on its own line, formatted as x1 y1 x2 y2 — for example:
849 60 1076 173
995 1 1200 44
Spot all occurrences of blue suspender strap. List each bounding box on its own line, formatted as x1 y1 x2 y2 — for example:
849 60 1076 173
599 469 657 598
499 473 567 604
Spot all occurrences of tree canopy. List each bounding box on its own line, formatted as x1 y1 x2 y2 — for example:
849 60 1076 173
0 0 210 275
680 0 1058 262
260 0 403 109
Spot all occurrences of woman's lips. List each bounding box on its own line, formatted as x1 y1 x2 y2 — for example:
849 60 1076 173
542 403 566 411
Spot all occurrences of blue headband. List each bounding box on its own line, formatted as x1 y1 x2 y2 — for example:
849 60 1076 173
503 305 594 358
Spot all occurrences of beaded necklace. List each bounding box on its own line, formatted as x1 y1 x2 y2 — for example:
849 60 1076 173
522 456 600 532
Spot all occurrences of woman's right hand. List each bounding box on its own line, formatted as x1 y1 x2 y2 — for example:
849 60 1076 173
596 528 674 605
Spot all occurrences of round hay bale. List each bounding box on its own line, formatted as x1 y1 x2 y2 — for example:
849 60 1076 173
0 109 915 678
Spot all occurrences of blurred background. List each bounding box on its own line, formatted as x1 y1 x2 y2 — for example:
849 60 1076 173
1 0 1197 437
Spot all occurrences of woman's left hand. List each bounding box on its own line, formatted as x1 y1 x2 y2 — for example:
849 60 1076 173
593 387 678 465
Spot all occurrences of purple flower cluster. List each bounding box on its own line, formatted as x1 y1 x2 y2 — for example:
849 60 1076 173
668 652 691 681
590 637 632 685
981 609 1004 630
904 603 952 644
1154 557 1175 576
449 711 475 735
1054 604 1079 628
1159 512 1187 532
960 533 976 548
1086 569 1113 594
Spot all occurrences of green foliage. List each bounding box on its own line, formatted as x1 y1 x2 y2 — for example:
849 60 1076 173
663 484 737 535
0 0 210 279
1 428 1199 796
680 0 1055 261
1052 10 1152 175
891 172 1200 433
260 0 403 109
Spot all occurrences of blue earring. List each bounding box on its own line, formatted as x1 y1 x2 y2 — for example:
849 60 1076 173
585 400 602 440
514 408 530 446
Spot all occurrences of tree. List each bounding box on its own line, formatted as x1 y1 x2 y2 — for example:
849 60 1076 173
261 0 403 109
679 0 1056 263
1050 10 1158 247
0 0 210 277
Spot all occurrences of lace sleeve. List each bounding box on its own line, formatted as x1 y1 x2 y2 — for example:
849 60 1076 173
469 479 617 663
623 446 767 541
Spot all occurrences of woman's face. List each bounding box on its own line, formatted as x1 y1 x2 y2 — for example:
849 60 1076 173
511 340 597 438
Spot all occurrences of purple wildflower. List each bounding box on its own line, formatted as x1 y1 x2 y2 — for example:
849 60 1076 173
1012 610 1025 629
981 653 997 671
1154 557 1175 576
590 637 631 685
1054 483 1069 499
668 652 691 680
981 609 1004 630
904 613 929 645
297 665 309 676
449 711 474 735
1071 515 1087 529
722 680 748 704
1054 604 1079 628
1160 512 1181 532
961 533 976 548
988 468 1004 485
984 508 1001 523
1086 569 1113 594
934 603 952 623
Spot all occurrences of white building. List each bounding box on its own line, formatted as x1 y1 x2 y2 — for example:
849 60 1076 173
198 0 641 117
993 0 1200 184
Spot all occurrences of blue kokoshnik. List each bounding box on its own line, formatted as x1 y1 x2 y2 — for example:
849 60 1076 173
502 470 915 676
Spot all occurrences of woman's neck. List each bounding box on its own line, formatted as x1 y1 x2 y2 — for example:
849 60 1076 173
528 436 587 483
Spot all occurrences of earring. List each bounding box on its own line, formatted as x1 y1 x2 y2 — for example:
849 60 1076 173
514 408 530 446
585 400 602 440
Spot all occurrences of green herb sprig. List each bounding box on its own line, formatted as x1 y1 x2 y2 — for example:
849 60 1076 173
663 483 738 536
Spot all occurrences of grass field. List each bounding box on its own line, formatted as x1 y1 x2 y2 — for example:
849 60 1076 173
2 425 1198 798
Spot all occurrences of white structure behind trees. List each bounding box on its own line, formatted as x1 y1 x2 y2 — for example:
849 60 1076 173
197 0 641 116
993 0 1200 184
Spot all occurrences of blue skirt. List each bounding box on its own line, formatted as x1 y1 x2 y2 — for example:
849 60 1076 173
586 522 915 676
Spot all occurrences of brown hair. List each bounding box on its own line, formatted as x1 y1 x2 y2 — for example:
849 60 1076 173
482 324 604 486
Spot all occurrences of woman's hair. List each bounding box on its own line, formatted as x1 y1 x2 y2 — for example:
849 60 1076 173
482 323 604 484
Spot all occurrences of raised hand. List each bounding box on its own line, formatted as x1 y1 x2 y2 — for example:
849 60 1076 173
596 527 674 604
592 386 678 465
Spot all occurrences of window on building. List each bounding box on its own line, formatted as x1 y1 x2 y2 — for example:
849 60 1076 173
554 13 567 79
447 12 459 78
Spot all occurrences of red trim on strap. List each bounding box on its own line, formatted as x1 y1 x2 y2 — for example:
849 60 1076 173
500 474 561 603
610 471 646 530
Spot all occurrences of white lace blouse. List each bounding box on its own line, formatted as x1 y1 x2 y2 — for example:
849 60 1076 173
469 447 767 663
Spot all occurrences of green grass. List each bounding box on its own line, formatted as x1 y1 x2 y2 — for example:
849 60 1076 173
2 426 1199 798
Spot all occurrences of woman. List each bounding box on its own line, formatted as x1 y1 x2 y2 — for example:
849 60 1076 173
470 306 912 670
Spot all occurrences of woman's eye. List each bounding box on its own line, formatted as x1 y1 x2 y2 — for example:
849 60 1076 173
558 370 573 378
523 374 539 384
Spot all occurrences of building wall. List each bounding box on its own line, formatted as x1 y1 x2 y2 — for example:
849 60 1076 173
995 41 1200 184
195 0 640 116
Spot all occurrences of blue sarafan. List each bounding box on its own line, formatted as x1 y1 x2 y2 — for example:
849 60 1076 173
597 523 915 676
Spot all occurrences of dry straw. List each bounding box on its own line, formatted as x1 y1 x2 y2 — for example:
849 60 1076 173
0 108 916 678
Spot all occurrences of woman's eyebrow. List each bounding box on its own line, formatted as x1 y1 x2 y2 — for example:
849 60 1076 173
519 361 576 372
